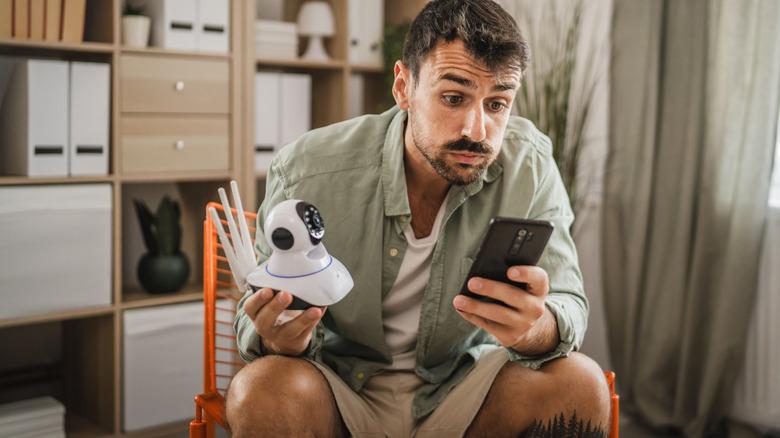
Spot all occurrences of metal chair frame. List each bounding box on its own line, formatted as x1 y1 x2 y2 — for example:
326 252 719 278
190 202 619 437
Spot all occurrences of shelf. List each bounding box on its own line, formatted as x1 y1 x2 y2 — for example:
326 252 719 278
0 305 115 329
121 419 190 438
66 412 114 438
121 284 204 310
0 39 115 54
0 175 115 186
350 63 385 73
256 57 346 70
121 46 232 59
120 170 233 183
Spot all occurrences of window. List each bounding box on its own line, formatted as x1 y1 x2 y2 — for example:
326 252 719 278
770 110 780 208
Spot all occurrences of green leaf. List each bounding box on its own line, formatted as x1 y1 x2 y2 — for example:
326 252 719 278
133 199 158 254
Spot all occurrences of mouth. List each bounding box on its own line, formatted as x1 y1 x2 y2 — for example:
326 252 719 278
448 152 485 165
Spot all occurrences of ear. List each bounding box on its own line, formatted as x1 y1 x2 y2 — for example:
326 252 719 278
392 60 413 110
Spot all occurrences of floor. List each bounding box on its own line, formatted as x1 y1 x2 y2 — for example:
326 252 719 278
620 413 779 438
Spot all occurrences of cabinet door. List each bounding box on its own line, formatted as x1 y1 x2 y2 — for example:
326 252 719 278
120 54 229 114
348 0 383 66
363 0 384 66
120 115 229 174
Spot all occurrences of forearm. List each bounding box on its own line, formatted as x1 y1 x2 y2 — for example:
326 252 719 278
510 305 559 356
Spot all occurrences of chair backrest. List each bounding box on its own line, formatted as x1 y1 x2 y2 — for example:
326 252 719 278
200 202 619 437
202 202 257 397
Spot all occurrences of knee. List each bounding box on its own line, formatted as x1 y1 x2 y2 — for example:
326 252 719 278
226 356 331 429
542 352 611 421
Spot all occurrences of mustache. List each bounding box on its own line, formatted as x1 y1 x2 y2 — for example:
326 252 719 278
444 138 493 155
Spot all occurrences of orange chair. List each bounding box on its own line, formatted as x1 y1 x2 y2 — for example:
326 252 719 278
190 203 619 437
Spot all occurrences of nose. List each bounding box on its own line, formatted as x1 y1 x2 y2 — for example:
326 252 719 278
461 105 487 143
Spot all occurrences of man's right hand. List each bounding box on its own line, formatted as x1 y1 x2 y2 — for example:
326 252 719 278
242 288 326 356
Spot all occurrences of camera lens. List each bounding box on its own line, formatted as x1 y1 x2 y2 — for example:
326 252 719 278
517 229 527 238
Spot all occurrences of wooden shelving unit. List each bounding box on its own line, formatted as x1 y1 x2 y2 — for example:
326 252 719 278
0 0 428 436
0 0 244 436
241 0 427 210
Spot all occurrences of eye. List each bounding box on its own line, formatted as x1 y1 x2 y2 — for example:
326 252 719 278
442 95 463 106
488 101 508 112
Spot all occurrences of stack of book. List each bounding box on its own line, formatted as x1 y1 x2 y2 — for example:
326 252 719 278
0 397 66 438
255 19 298 60
0 0 87 43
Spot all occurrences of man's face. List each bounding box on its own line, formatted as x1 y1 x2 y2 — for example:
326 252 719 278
396 40 521 186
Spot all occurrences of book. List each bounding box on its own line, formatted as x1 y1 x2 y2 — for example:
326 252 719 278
61 0 85 43
29 0 44 40
44 0 61 41
0 0 12 38
13 0 29 39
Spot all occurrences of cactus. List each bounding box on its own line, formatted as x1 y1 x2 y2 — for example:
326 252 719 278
133 196 182 256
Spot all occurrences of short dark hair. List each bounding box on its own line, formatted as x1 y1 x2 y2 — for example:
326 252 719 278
402 0 529 80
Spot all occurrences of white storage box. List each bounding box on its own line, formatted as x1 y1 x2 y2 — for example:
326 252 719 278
123 300 236 431
147 0 198 50
0 396 65 438
0 59 69 177
0 184 112 320
123 302 204 431
197 0 230 53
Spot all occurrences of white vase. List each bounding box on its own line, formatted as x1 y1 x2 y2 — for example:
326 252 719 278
122 15 150 48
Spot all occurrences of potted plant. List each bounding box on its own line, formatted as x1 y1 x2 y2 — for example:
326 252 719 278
122 1 150 48
134 196 190 294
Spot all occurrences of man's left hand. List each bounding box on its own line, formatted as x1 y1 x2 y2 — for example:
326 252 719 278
453 265 558 355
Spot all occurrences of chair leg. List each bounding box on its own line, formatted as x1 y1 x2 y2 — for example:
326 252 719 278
189 404 207 438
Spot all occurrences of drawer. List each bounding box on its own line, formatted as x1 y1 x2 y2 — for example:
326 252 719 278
120 115 229 174
120 54 229 114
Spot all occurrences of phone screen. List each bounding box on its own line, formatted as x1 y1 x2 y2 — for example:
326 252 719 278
459 217 554 305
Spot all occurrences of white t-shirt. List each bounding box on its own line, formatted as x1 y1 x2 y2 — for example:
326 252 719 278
382 199 448 370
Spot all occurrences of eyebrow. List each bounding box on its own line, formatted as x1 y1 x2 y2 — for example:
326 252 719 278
438 73 518 93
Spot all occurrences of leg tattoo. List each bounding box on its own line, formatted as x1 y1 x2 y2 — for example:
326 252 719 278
520 412 606 438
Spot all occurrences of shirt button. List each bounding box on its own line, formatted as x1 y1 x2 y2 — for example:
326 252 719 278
356 372 365 380
389 248 399 257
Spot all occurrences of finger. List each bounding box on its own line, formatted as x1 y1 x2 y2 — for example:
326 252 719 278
507 266 549 296
230 180 256 263
456 309 519 347
466 277 529 309
254 291 293 336
453 294 522 327
242 288 274 320
277 306 325 340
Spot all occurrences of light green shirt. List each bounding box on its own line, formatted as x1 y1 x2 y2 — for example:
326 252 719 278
235 106 587 419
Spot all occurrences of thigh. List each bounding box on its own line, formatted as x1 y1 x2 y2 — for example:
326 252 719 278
466 352 611 437
414 347 510 438
306 360 388 438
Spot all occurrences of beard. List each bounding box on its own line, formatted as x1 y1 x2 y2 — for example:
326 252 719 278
409 110 495 186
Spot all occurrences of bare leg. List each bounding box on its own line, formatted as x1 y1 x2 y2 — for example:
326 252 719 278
466 352 611 438
226 355 349 438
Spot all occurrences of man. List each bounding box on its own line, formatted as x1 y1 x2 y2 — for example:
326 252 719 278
228 0 610 436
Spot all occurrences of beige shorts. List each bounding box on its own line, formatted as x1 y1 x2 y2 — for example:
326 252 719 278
307 347 509 438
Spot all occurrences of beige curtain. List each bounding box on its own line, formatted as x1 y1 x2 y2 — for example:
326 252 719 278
603 0 780 436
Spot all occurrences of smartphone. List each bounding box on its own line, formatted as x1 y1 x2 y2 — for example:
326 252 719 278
459 217 554 306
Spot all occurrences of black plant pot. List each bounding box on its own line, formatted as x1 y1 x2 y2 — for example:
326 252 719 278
137 252 190 294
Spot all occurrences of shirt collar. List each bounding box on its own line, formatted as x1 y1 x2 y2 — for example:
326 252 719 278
381 108 503 217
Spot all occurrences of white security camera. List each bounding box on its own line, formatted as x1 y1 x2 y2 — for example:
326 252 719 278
247 199 353 309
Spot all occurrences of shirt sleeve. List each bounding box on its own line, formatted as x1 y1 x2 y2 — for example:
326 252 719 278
505 134 588 369
233 160 325 362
